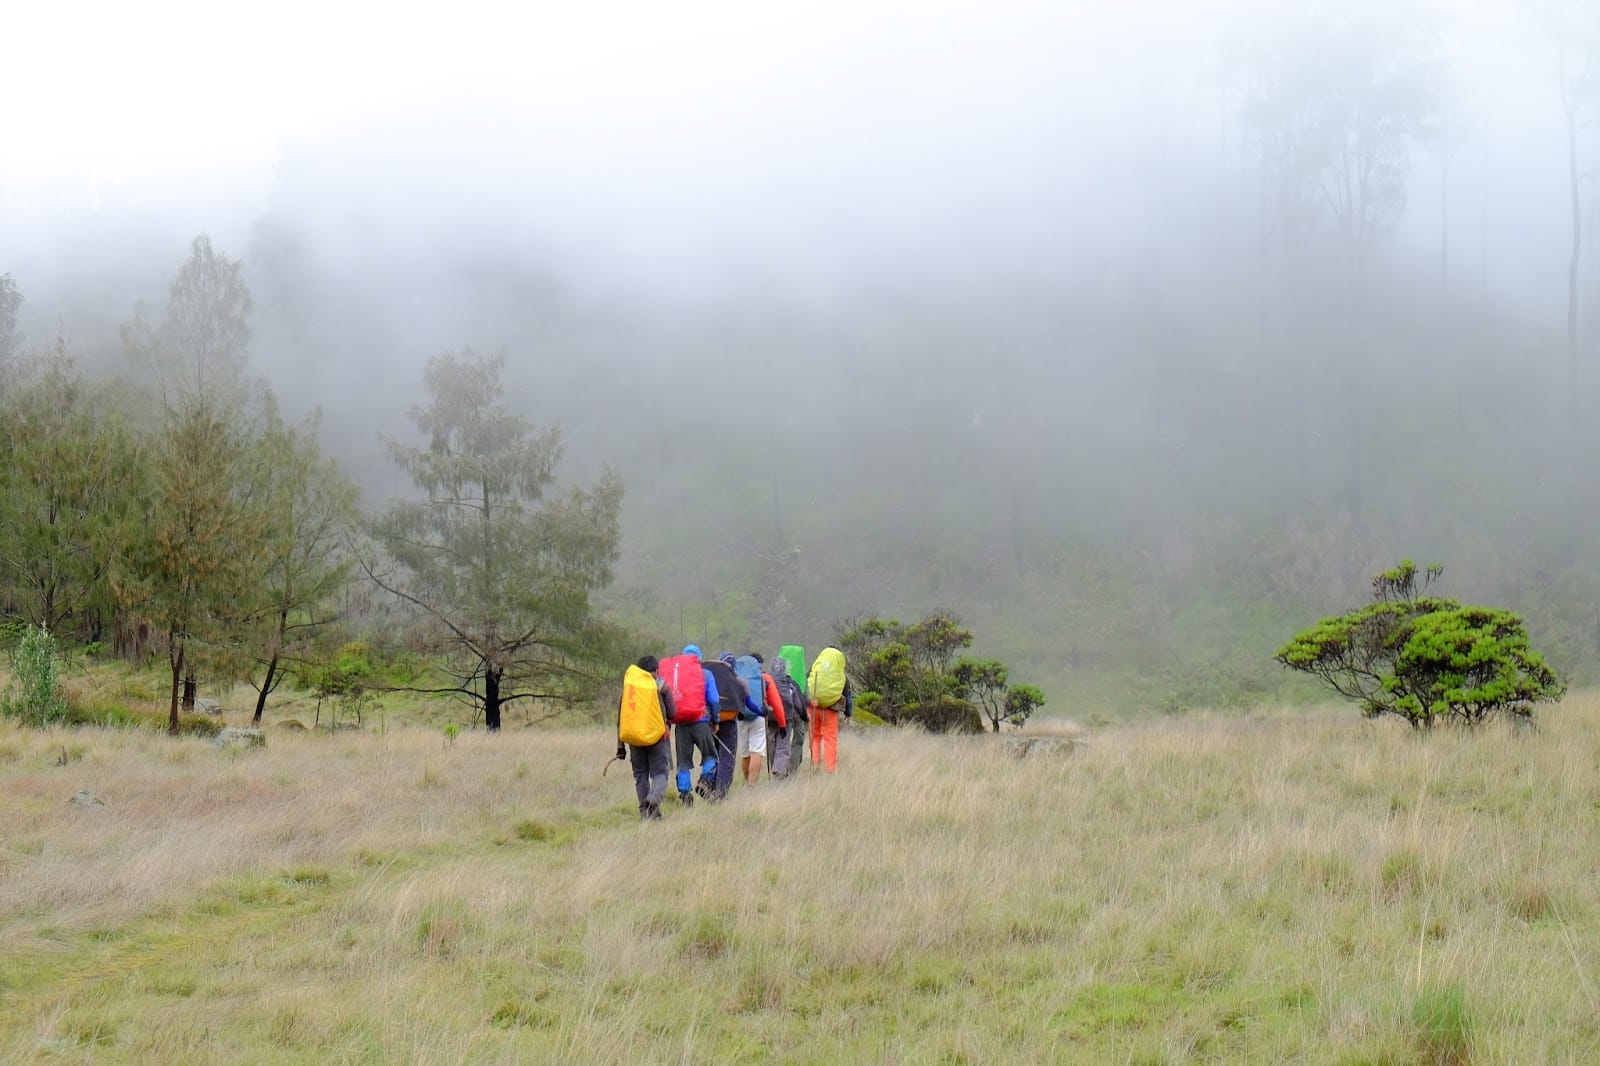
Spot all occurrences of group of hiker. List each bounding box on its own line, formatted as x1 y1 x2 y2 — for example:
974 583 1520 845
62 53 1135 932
614 644 856 820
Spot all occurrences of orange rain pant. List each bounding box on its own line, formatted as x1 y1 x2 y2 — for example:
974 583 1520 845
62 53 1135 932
810 706 840 773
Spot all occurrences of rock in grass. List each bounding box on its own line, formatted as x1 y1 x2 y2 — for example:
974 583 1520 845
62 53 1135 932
68 789 105 808
195 698 223 716
1004 735 1086 759
213 728 267 749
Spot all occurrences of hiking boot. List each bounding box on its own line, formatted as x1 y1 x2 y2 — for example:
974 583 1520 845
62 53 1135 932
640 801 661 821
693 777 714 800
679 791 694 808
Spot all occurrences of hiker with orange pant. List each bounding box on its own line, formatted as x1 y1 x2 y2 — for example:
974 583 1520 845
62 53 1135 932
806 646 852 773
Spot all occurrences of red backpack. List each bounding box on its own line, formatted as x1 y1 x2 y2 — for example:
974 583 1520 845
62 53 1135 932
659 654 708 724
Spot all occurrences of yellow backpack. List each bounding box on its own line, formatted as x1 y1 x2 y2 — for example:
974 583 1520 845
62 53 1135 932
808 647 847 708
618 665 667 747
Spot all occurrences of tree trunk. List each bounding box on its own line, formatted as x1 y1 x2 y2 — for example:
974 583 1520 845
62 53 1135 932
253 654 279 728
182 673 197 713
485 668 503 732
168 638 185 735
253 610 288 727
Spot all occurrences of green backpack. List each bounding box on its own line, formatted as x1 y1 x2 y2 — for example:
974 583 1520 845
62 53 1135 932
779 645 807 698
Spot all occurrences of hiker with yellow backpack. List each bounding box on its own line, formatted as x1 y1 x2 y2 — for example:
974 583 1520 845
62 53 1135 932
615 655 675 820
807 646 853 773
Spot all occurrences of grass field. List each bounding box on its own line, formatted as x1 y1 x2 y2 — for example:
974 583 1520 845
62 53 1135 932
3 690 1600 1063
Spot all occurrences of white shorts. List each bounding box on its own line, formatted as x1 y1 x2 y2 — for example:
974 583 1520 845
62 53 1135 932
736 717 767 758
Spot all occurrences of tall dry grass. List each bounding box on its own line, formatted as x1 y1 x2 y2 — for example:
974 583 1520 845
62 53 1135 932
3 698 1600 1062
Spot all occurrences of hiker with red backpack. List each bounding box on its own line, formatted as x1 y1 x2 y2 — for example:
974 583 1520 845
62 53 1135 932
615 655 674 820
807 646 853 773
659 644 721 807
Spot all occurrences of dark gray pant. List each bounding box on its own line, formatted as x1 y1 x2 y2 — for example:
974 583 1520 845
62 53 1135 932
788 718 807 773
629 735 671 810
767 718 791 777
713 717 738 797
674 720 716 795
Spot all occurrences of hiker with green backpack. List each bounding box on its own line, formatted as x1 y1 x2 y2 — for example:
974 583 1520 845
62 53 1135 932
768 653 806 778
777 645 808 773
806 646 853 773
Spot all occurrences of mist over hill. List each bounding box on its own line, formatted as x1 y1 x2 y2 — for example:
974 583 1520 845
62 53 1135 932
5 0 1599 713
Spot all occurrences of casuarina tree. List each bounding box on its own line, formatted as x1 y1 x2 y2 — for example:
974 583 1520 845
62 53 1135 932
1275 561 1564 728
245 402 359 726
367 350 622 731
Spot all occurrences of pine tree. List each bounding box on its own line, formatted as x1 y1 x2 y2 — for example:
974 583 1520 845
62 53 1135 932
369 350 622 731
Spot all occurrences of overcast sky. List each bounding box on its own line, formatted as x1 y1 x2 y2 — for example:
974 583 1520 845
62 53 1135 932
0 0 1577 309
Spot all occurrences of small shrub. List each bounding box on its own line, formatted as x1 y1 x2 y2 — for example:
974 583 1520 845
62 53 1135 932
1509 878 1554 923
679 912 734 959
514 819 553 842
1 624 67 727
1411 982 1473 1065
416 898 473 957
490 997 554 1029
113 678 158 702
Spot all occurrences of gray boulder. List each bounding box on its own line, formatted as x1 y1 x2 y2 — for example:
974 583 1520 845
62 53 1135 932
1004 735 1086 759
213 728 266 749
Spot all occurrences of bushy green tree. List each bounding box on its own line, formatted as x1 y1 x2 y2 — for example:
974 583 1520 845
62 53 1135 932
0 346 144 636
121 401 266 733
952 658 1046 733
245 403 359 726
367 350 622 731
119 235 274 723
0 624 67 727
837 611 1043 733
1275 561 1564 728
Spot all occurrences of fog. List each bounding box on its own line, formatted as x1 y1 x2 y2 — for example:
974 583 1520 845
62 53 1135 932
5 0 1600 711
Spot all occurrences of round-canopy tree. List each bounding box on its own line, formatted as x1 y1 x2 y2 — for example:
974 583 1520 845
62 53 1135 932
1275 561 1564 728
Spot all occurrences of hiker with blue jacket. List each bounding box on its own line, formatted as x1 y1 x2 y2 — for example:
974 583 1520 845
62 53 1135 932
706 652 762 798
735 653 773 784
661 645 720 807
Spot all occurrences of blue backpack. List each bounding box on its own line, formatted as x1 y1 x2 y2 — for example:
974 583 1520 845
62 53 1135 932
734 656 767 720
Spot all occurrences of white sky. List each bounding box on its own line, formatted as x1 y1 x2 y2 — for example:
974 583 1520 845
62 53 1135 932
1 1 1220 203
0 0 1575 307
